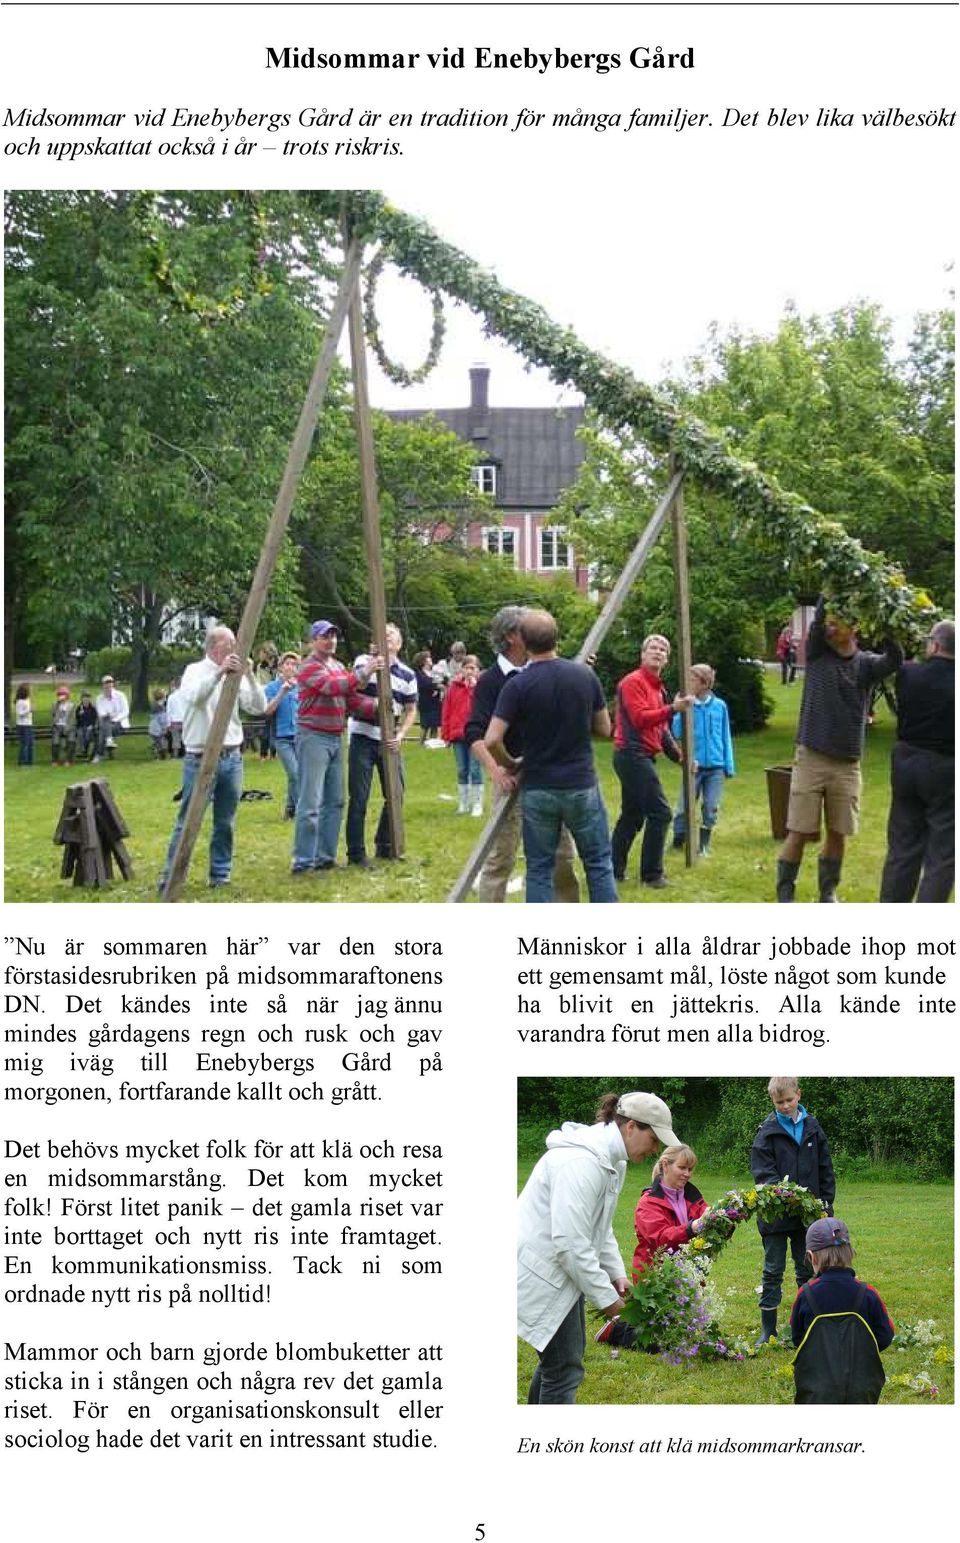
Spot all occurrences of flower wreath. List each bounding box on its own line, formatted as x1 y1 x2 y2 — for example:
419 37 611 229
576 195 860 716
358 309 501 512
615 1179 827 1364
362 247 445 387
135 192 273 325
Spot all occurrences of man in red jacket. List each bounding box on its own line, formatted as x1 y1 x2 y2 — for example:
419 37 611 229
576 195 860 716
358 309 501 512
612 635 693 888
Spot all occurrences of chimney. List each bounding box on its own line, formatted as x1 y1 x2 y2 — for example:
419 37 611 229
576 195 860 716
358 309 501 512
469 364 490 414
469 364 490 441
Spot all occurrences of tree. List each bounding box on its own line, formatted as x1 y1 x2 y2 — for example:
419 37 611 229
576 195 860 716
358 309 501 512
554 422 775 729
293 409 490 651
5 190 343 709
669 303 954 603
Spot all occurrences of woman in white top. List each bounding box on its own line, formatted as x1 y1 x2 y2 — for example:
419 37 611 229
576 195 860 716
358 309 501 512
14 684 34 765
517 1089 679 1403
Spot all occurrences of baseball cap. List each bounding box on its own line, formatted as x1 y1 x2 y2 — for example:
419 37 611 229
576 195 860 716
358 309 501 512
806 1217 850 1252
310 620 338 638
101 674 115 683
615 1092 679 1145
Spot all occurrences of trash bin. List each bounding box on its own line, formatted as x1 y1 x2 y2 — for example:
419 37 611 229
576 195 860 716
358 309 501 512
765 766 793 841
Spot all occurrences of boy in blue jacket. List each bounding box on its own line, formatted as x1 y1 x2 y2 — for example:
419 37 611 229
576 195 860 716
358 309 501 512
750 1076 836 1345
671 663 735 856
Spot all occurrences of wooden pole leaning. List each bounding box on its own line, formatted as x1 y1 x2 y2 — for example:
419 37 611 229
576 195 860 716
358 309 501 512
159 239 365 902
670 455 698 868
446 467 686 903
346 279 405 858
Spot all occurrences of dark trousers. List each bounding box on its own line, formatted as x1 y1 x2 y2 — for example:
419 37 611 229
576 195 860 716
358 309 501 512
611 749 671 881
346 732 405 860
527 1297 586 1405
760 1229 813 1310
879 742 954 903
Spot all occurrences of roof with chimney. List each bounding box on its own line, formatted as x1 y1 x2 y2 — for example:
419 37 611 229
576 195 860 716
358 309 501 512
385 366 586 510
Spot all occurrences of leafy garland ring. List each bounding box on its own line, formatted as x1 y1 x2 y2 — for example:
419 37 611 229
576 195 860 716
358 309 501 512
137 192 274 326
362 247 445 387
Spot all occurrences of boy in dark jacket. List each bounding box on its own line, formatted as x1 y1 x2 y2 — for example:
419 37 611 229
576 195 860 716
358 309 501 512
750 1076 836 1345
790 1217 894 1403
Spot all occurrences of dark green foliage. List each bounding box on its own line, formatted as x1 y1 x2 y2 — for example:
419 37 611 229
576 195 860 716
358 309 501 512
517 1077 953 1177
84 645 198 689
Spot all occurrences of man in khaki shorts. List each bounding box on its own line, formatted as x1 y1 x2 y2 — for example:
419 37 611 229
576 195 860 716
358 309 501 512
777 597 901 902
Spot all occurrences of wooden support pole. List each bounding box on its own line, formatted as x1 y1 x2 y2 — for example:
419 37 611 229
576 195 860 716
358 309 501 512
446 467 685 902
670 455 697 868
346 271 405 858
160 238 364 902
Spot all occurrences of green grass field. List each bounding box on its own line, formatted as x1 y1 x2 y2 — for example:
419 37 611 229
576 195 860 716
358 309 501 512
4 676 898 903
516 1157 954 1404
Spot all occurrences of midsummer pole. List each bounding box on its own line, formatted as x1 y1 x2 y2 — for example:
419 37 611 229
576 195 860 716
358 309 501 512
160 237 365 901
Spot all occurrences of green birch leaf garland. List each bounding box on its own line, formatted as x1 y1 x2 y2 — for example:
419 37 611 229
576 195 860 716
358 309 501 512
311 191 939 648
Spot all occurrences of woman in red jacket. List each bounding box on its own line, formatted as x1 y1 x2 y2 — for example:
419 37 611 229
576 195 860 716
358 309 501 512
632 1144 709 1278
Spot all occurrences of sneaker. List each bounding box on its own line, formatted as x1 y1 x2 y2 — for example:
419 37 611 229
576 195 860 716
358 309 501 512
348 856 374 869
595 1317 620 1346
314 859 344 871
208 878 230 889
642 875 669 889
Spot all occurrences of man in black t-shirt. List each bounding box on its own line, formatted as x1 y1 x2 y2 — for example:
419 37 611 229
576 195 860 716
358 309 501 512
484 610 618 903
879 618 954 903
465 605 580 903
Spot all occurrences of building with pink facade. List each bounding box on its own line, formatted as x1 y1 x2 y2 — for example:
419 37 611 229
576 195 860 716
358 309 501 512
387 366 589 591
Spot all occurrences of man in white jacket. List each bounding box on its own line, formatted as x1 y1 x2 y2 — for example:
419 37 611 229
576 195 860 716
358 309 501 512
518 1090 679 1403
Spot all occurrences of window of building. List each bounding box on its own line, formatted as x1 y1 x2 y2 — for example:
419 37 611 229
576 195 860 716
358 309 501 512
471 464 497 497
483 527 517 562
538 527 571 570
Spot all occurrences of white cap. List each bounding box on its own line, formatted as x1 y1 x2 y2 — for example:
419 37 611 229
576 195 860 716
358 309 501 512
615 1092 679 1146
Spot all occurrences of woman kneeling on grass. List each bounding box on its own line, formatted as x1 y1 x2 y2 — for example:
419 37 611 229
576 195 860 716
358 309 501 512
595 1143 712 1349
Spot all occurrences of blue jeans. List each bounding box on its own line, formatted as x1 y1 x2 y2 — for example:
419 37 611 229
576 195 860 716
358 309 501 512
274 736 299 816
161 749 243 885
674 766 726 836
760 1229 813 1310
293 731 343 870
346 732 405 860
528 1297 586 1404
452 739 482 785
523 784 619 903
17 726 34 765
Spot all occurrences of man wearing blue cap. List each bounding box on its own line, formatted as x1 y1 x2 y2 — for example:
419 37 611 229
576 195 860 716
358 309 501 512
291 621 381 875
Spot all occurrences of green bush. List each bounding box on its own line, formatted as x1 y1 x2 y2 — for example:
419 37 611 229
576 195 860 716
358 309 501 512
516 1077 953 1178
85 645 198 689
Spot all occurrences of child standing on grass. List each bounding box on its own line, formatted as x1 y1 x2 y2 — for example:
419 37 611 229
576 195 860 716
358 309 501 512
671 662 735 856
751 1076 836 1346
441 654 484 815
148 690 170 759
50 686 77 766
790 1217 894 1403
76 692 98 761
14 684 34 765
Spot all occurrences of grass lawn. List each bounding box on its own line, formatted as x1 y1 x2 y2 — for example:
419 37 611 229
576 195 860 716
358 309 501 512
4 676 898 903
516 1157 955 1404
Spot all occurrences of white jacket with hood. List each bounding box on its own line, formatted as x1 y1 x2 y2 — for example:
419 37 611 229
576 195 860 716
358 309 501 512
517 1121 629 1352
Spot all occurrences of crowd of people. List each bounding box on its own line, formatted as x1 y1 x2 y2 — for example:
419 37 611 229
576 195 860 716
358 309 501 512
518 1078 895 1405
10 601 954 902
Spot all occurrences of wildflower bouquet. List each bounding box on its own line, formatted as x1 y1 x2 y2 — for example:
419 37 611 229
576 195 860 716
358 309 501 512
618 1248 713 1361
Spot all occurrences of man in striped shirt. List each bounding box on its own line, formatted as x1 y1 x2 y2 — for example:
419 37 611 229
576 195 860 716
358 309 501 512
777 598 902 902
291 621 381 875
